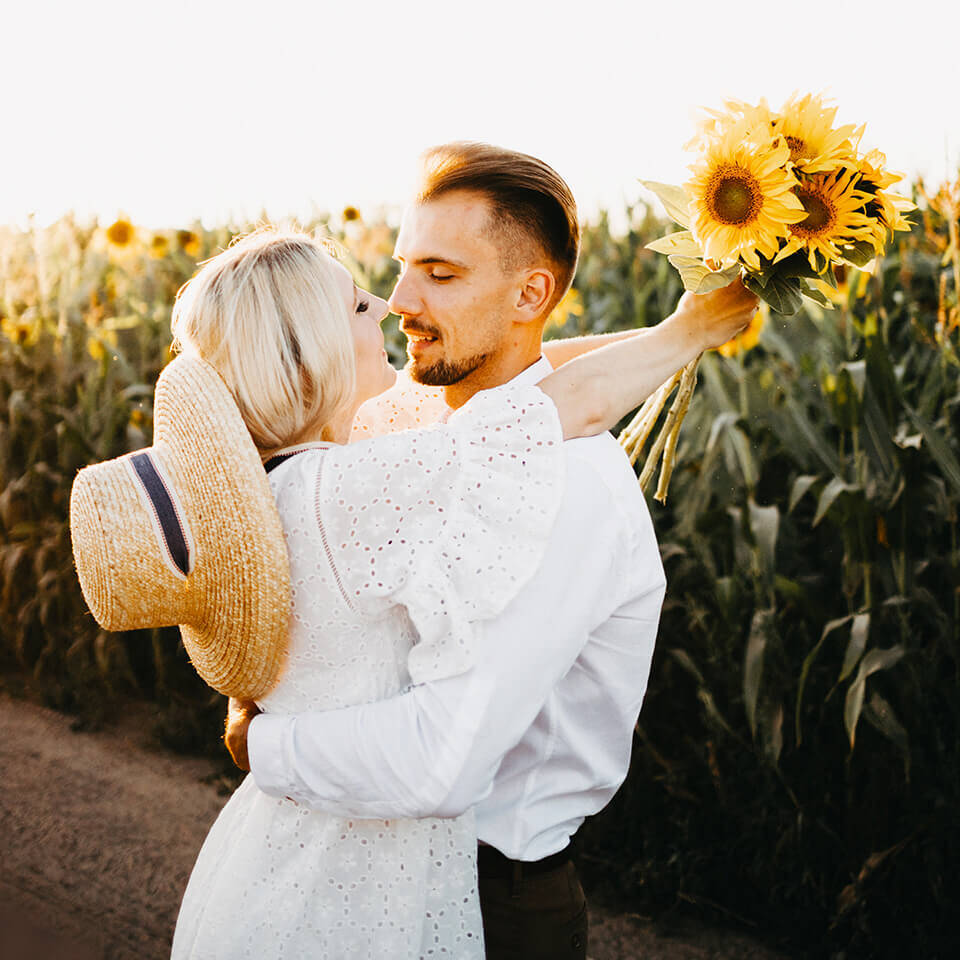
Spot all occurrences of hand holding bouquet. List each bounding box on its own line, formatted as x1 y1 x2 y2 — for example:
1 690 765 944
624 92 915 501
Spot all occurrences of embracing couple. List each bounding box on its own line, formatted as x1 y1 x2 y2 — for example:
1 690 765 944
71 142 756 959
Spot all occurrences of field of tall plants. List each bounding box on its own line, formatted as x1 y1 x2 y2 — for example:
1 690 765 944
1 181 958 958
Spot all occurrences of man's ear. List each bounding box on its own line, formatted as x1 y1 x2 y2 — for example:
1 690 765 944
515 268 556 324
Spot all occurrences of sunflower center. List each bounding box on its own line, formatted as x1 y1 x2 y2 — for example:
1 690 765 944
786 136 807 163
705 167 762 226
793 187 836 238
107 220 134 246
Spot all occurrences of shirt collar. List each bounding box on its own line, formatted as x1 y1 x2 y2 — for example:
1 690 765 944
436 355 554 423
501 354 554 388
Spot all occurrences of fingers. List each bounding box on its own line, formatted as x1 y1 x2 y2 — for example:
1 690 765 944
228 698 260 721
224 721 251 771
718 276 757 308
224 698 258 771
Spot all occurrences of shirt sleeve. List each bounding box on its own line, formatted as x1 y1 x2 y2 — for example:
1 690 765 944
248 455 661 820
315 381 565 685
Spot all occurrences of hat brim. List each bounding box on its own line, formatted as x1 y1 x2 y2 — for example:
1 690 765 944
150 356 291 699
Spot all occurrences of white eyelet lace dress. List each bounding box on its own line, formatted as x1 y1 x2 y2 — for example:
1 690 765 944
171 383 565 959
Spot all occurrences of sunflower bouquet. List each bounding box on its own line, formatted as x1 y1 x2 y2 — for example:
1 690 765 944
622 92 915 501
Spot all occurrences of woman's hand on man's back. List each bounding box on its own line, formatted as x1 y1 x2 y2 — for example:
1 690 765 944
225 697 261 771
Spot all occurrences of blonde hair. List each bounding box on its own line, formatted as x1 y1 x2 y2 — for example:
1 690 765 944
171 227 356 455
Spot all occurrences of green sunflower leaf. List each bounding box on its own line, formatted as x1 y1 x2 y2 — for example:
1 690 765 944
745 273 803 316
746 268 774 289
645 230 703 257
667 256 741 294
639 180 692 228
839 239 877 268
770 251 823 281
800 280 834 309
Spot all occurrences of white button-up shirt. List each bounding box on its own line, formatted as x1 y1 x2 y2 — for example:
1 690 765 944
249 356 666 861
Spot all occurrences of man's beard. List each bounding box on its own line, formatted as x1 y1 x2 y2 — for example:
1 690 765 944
408 350 488 386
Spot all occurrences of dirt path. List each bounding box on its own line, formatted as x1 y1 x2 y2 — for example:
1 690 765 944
0 693 786 960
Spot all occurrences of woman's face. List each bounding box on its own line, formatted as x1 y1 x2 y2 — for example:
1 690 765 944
333 261 397 407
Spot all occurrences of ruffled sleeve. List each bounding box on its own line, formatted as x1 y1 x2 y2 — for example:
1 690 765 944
350 368 448 439
314 382 565 684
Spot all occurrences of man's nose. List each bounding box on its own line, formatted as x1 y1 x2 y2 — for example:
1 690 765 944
387 272 419 318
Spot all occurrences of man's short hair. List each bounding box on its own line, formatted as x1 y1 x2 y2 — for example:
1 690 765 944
416 142 580 313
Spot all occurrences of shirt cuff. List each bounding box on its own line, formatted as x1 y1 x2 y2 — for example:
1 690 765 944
248 713 298 800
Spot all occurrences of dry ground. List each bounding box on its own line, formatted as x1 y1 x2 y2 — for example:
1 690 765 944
0 693 787 960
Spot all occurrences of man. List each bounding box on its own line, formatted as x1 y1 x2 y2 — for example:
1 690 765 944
226 142 756 959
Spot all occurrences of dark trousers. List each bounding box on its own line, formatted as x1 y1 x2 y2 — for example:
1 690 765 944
477 846 588 960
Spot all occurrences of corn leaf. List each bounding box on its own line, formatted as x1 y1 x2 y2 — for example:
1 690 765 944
748 499 779 580
863 691 910 762
727 422 759 488
904 403 960 497
840 361 867 401
761 703 785 767
838 613 870 682
795 615 853 745
814 477 857 526
669 647 705 685
744 607 775 738
861 384 899 491
844 645 906 749
789 474 820 513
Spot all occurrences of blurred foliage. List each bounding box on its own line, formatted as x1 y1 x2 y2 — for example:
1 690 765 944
1 184 958 956
579 179 960 960
0 211 398 749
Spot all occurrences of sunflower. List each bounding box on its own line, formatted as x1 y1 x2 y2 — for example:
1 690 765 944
1 313 40 347
816 263 872 306
149 234 170 259
545 288 584 331
87 329 118 362
685 97 774 150
852 149 915 248
686 124 806 270
775 167 876 270
350 222 395 268
773 93 863 174
106 218 136 248
177 230 201 257
856 149 902 192
717 306 766 358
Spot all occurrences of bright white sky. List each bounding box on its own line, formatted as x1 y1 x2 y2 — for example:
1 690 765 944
3 0 958 228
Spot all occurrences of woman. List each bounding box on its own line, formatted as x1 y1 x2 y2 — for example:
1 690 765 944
159 228 751 959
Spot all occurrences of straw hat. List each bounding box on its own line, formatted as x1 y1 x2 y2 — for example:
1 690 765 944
70 354 291 700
